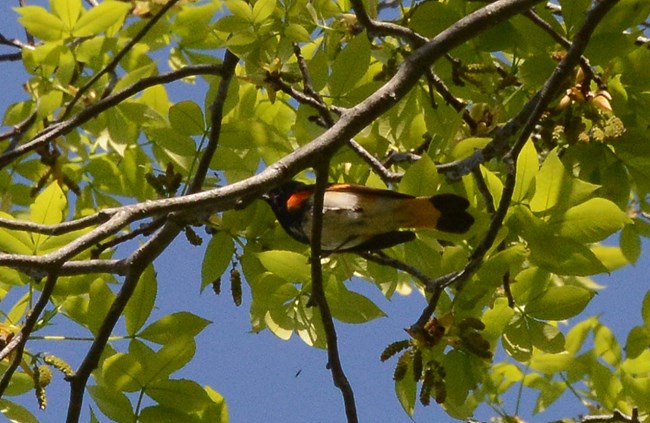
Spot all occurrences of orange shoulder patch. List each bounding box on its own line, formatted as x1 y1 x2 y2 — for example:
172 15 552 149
286 190 313 211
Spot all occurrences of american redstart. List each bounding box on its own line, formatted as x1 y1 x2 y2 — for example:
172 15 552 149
263 181 474 252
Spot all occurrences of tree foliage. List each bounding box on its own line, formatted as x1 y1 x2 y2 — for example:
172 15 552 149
1 0 650 422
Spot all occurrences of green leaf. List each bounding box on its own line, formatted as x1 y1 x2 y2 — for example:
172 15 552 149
0 399 39 423
394 359 416 416
15 6 65 41
204 386 229 422
399 154 440 196
86 278 116 334
146 379 216 413
528 318 565 354
559 0 591 35
481 297 515 343
201 232 235 292
169 100 205 136
36 90 64 120
51 0 81 30
547 198 630 243
625 326 650 359
0 212 35 255
594 324 621 367
139 312 211 345
72 1 131 37
113 63 158 93
143 336 196 383
590 360 622 409
256 250 310 282
88 385 135 423
252 0 276 24
591 245 629 272
139 406 201 423
443 350 475 409
225 0 253 22
565 317 597 355
125 265 157 336
510 267 550 306
525 285 593 321
620 223 642 264
513 138 539 202
29 182 67 251
529 351 573 374
325 278 385 323
329 34 371 98
103 352 145 392
0 364 34 396
530 151 599 213
643 290 650 330
502 315 533 362
284 23 311 42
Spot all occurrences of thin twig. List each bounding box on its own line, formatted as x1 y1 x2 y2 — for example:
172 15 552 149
309 160 359 423
0 273 59 397
425 70 478 132
358 250 436 287
523 9 601 86
187 50 239 194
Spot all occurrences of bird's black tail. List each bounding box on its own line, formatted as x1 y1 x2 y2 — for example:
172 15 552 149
430 194 474 233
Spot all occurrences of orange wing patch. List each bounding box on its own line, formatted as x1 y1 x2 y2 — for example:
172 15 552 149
286 190 313 211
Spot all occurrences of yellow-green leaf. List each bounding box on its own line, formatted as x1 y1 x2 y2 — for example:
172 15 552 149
124 265 157 336
30 182 67 249
51 0 81 30
548 198 631 243
256 250 310 282
329 34 371 98
252 0 276 24
513 138 539 202
169 100 205 136
530 151 599 213
201 232 235 292
72 1 130 37
226 0 253 21
525 285 593 321
15 6 65 41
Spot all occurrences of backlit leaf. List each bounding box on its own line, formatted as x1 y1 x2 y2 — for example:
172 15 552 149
329 34 371 98
513 138 539 202
548 198 630 243
88 385 135 423
530 151 599 213
125 265 158 336
73 1 131 37
201 232 235 292
256 250 310 282
525 286 593 321
169 100 205 136
15 6 65 41
139 312 211 345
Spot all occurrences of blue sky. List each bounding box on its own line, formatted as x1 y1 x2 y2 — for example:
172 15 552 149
2 4 649 422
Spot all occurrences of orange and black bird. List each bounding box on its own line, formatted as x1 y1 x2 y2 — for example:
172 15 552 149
263 181 474 252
